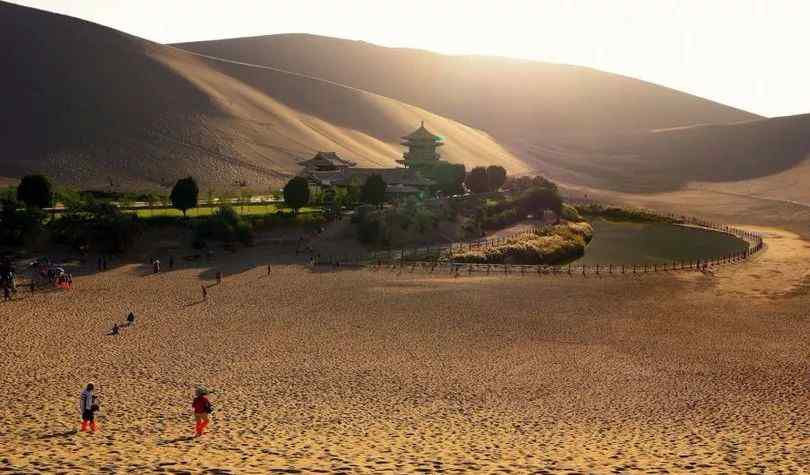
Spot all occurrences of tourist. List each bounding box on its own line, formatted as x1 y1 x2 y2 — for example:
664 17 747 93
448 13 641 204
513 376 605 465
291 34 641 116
109 323 119 336
3 286 10 302
127 312 135 325
79 383 98 432
216 271 222 285
152 259 160 274
168 255 174 270
192 386 213 436
66 273 73 289
30 279 35 294
267 264 271 276
201 285 207 301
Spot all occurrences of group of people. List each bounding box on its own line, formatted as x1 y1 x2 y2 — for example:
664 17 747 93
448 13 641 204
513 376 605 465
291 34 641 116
109 312 136 335
79 383 213 437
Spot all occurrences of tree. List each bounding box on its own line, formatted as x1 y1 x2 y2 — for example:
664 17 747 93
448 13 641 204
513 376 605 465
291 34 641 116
17 174 53 209
170 177 199 217
465 167 489 194
486 165 507 192
519 186 563 219
283 176 310 214
425 162 466 196
360 174 386 207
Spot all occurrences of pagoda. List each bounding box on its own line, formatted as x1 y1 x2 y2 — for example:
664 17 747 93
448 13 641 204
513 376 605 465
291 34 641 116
397 121 444 169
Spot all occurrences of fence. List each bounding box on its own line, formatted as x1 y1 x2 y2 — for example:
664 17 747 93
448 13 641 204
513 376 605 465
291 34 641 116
314 197 765 278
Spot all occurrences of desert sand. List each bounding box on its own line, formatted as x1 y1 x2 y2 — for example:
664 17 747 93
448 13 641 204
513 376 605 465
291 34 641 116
1 226 808 474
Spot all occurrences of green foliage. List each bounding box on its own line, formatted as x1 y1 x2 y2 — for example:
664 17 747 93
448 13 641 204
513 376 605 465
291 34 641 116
194 205 254 245
561 203 583 222
17 174 53 209
519 186 563 218
465 167 490 194
360 174 386 206
283 176 311 214
170 177 199 217
0 198 46 246
452 222 593 265
574 203 675 223
486 165 507 192
505 175 558 193
424 162 466 196
50 201 142 253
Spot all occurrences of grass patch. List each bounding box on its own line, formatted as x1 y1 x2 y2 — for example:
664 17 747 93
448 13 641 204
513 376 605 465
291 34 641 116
451 222 593 265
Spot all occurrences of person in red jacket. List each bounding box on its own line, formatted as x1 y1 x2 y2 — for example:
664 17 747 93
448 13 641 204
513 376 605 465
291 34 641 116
192 387 212 436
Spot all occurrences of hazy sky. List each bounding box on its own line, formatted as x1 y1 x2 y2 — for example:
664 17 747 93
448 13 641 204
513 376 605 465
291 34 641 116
11 1 810 118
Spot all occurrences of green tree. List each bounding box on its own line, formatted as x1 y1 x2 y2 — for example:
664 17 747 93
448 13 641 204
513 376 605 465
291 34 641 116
17 174 53 209
519 186 563 219
465 167 489 194
360 174 386 207
283 176 310 214
425 162 466 196
170 177 199 217
486 165 507 192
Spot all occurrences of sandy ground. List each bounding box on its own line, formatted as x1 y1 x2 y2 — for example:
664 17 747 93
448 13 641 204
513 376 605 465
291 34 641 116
1 229 808 474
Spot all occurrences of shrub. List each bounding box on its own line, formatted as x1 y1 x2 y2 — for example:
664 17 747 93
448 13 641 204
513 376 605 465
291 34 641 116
194 205 254 245
561 203 583 222
50 201 142 253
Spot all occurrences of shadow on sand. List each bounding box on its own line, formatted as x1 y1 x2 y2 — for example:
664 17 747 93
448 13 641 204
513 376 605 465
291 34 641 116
158 435 197 446
38 429 78 440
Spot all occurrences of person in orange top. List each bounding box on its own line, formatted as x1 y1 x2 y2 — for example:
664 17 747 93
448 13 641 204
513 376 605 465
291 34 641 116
192 387 212 436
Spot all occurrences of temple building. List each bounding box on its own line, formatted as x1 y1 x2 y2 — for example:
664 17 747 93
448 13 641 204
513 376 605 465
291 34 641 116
299 151 356 173
397 121 444 169
299 123 441 199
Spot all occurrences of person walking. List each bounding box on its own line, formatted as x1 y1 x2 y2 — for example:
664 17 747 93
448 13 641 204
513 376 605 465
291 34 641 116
267 264 271 276
79 383 98 432
215 271 222 285
192 387 212 436
168 255 174 270
152 259 161 274
201 285 207 301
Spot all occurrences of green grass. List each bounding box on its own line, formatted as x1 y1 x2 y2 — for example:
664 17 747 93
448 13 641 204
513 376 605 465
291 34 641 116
132 205 321 218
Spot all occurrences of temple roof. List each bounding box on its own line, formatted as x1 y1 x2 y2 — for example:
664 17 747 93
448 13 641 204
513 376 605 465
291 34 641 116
299 151 356 168
401 121 443 142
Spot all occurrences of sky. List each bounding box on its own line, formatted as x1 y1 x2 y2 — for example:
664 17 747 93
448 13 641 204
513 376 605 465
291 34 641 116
10 0 810 118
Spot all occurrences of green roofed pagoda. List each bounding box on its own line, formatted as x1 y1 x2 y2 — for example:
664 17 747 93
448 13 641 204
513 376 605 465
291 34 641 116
397 121 443 169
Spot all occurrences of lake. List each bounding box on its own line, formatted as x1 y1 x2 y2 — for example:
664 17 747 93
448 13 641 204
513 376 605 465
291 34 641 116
574 219 749 265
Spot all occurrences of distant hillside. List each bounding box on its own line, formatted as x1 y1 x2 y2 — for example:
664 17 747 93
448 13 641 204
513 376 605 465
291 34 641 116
175 34 760 143
0 2 524 190
532 114 810 200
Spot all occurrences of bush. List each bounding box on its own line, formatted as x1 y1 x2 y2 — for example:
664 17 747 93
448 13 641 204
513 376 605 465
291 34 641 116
195 205 254 245
0 199 46 246
561 203 583 222
49 201 142 253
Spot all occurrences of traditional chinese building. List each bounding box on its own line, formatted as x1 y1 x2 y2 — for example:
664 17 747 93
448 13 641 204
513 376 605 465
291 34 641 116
397 121 444 169
299 151 356 173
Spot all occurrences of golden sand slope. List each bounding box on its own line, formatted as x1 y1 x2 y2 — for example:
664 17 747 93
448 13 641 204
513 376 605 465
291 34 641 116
0 1 524 190
175 34 758 141
1 234 808 473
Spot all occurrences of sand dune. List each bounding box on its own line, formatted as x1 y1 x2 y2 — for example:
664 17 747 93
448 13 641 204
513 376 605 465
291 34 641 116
0 233 808 473
175 34 759 141
0 2 524 190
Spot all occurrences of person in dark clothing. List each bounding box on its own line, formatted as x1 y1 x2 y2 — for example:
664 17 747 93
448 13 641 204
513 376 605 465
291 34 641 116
201 285 208 301
168 256 174 269
109 323 119 336
126 312 135 325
